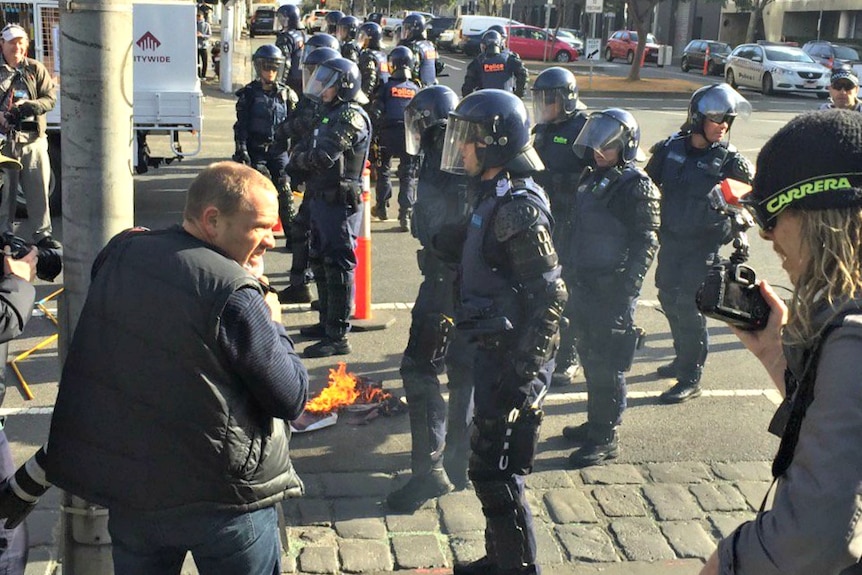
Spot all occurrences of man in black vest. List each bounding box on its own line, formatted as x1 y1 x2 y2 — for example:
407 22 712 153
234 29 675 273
0 162 309 574
461 30 527 97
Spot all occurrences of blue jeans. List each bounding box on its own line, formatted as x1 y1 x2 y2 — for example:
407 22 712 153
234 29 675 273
108 505 280 575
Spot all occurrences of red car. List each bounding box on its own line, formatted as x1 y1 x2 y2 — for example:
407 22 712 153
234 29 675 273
605 30 661 65
506 25 579 62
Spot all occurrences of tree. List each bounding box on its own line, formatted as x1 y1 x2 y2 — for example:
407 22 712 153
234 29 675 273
625 0 663 81
735 0 774 43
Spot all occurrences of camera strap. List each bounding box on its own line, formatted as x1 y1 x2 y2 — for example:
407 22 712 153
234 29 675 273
760 308 862 512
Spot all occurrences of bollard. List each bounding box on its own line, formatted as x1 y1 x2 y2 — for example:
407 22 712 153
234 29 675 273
703 46 710 76
351 161 396 331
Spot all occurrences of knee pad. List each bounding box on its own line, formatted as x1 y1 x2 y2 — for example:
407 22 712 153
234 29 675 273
403 313 453 374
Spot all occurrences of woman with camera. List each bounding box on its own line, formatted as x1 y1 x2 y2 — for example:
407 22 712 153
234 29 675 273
701 109 862 574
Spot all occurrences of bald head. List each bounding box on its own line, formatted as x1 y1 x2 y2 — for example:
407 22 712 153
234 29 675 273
184 161 276 222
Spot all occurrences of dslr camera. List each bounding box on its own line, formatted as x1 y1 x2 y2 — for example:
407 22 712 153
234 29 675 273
695 182 770 331
1 232 62 282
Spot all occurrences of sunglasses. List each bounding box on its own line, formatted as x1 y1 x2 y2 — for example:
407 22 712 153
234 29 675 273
831 81 856 92
260 63 280 72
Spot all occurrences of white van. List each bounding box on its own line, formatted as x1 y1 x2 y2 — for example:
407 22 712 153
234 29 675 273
453 15 520 53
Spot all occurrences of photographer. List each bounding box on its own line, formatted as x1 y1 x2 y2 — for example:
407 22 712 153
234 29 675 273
0 24 57 250
701 109 862 574
0 152 39 573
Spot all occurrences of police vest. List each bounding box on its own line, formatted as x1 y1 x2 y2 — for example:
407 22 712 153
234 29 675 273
342 41 361 63
459 177 552 332
413 139 469 248
382 78 419 123
657 136 732 240
288 30 305 80
408 39 438 86
245 82 290 144
373 50 390 84
480 52 514 92
308 101 371 190
568 167 641 273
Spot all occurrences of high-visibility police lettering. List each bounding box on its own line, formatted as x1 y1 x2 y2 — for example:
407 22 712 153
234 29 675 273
553 136 568 145
391 86 417 99
766 176 852 213
484 63 505 73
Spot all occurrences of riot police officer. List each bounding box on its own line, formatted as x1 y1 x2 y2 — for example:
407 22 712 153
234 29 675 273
439 89 565 575
531 66 589 386
287 58 371 357
276 45 341 304
233 44 298 232
645 84 753 403
299 32 340 64
336 15 361 63
275 3 306 95
563 109 660 468
356 21 389 102
324 10 344 35
386 85 475 511
370 46 420 230
461 30 527 97
399 13 443 87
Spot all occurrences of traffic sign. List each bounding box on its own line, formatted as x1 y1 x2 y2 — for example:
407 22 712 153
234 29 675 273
585 0 603 14
586 38 601 60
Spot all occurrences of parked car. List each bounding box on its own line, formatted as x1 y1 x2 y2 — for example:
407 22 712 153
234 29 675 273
437 28 456 51
453 15 518 53
429 16 455 43
545 28 583 55
605 30 660 65
725 43 829 98
802 40 862 72
681 40 732 75
508 25 578 62
249 7 276 37
365 12 384 24
382 10 433 37
305 9 331 34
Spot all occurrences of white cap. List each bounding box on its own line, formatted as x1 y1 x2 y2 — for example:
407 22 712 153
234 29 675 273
1 25 27 42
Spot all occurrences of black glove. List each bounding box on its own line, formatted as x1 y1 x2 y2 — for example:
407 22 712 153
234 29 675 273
232 144 251 166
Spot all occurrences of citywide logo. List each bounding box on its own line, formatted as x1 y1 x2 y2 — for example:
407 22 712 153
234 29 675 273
135 31 171 63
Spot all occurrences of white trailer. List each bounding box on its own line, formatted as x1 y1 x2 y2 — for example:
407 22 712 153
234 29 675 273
0 0 203 207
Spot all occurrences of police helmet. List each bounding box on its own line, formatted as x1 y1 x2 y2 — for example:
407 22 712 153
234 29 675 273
572 108 642 165
325 10 344 33
684 83 751 137
404 85 459 155
300 33 340 65
337 15 361 43
486 24 508 39
531 67 579 124
441 89 544 176
302 46 340 89
481 30 503 55
388 46 414 79
357 22 382 50
304 57 368 105
276 4 301 30
252 44 286 81
401 13 427 41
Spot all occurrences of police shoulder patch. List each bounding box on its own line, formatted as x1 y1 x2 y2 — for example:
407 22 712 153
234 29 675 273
494 199 541 242
341 105 368 131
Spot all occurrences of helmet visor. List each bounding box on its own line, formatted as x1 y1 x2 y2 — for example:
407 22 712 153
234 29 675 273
336 24 352 42
400 25 412 40
404 106 430 156
698 85 752 124
255 58 285 80
357 30 370 48
572 114 625 160
304 65 340 102
441 115 484 175
532 90 567 124
300 44 317 65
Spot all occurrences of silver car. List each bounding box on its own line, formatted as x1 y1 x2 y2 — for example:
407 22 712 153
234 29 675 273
725 43 830 98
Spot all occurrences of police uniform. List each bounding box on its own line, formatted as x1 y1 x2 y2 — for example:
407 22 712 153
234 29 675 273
399 38 440 86
233 79 298 230
461 50 528 97
358 47 389 102
288 98 371 348
456 173 565 574
371 75 420 226
341 40 361 63
645 133 753 390
276 28 306 95
565 163 659 457
532 111 589 382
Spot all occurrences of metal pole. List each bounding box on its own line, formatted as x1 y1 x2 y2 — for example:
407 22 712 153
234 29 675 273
59 0 134 571
220 0 235 94
817 9 822 41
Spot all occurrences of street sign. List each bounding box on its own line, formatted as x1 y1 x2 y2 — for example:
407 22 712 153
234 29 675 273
585 0 603 14
586 38 601 60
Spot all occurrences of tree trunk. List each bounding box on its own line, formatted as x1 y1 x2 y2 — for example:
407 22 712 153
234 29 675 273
626 0 653 81
744 2 759 43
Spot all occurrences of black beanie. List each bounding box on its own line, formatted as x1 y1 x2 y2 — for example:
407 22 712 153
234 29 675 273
751 110 862 222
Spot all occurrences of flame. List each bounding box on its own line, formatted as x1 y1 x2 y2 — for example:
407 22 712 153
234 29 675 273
304 362 390 414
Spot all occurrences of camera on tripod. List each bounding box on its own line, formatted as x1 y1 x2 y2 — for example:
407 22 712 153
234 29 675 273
695 180 770 331
1 232 62 282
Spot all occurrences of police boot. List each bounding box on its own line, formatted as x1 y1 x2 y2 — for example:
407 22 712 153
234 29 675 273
551 360 581 387
656 359 678 379
299 323 327 338
568 425 619 469
561 421 592 444
399 208 411 233
279 284 313 304
453 555 499 575
659 378 702 404
386 467 454 512
371 202 389 221
303 336 352 358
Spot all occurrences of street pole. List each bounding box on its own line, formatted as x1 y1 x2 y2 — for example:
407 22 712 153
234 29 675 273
221 0 235 94
59 0 134 571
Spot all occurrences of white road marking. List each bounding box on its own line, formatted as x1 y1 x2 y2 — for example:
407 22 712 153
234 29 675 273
542 388 784 406
440 56 463 71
